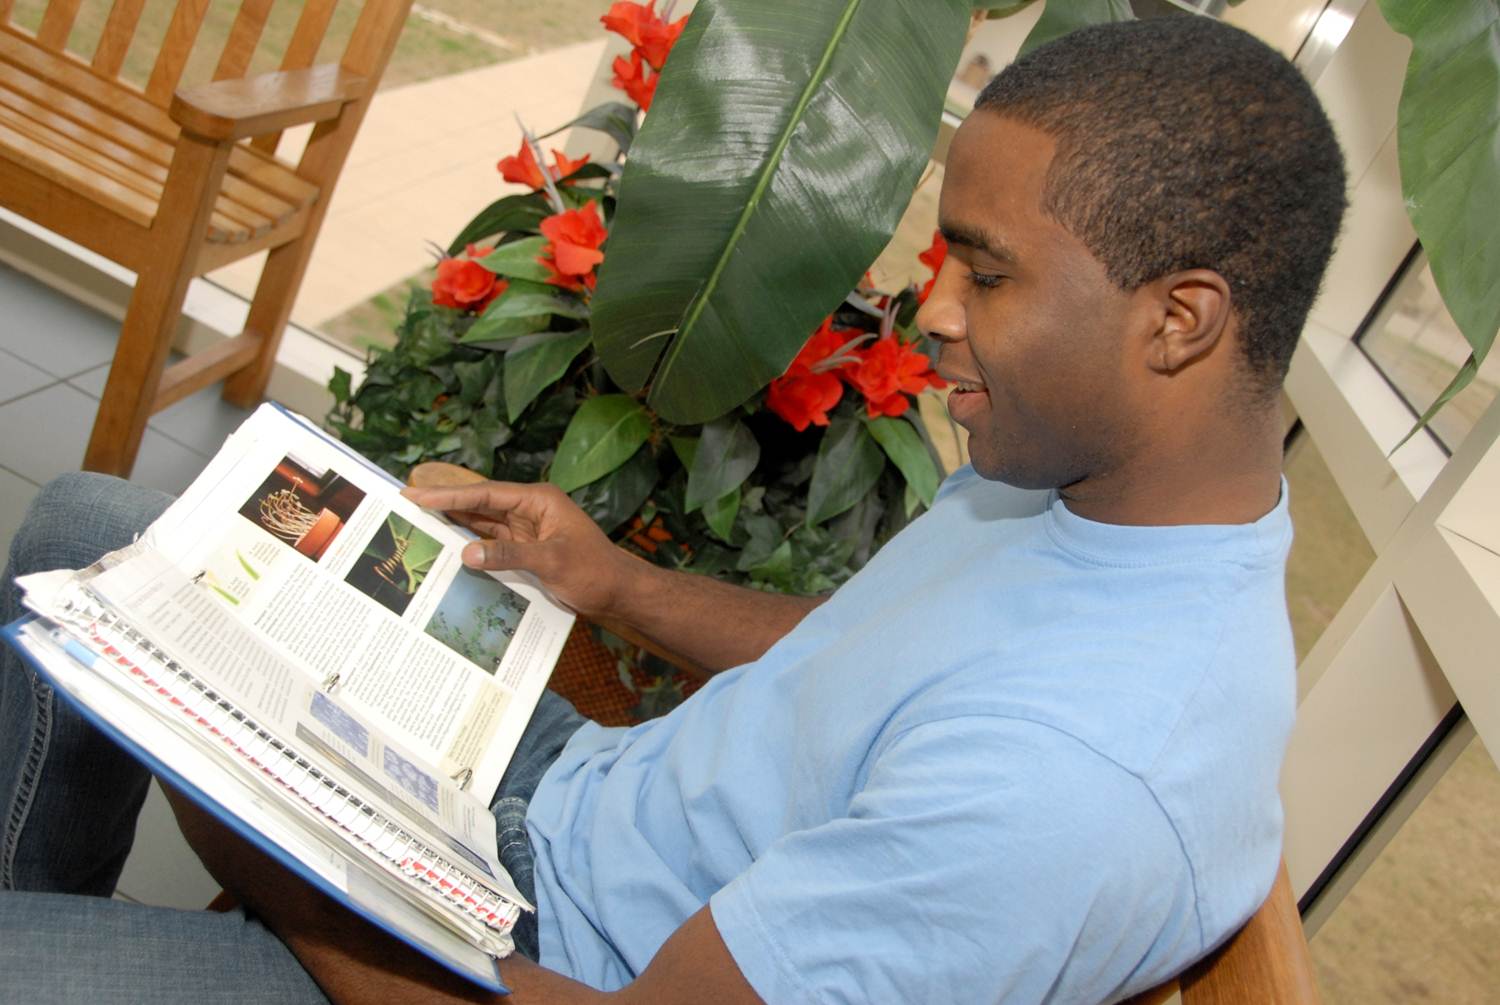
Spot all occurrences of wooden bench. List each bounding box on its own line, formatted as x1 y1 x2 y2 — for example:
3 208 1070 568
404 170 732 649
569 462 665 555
0 0 413 476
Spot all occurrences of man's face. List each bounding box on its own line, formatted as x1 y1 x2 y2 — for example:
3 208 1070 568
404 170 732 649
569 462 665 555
918 113 1150 491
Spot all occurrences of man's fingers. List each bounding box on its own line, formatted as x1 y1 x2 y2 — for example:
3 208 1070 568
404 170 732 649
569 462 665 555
402 482 538 517
461 517 514 541
461 536 551 575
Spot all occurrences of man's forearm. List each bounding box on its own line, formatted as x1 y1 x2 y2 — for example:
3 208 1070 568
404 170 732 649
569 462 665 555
602 553 823 673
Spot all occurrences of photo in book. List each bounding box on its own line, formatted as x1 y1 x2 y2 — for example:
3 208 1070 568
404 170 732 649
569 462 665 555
239 455 366 561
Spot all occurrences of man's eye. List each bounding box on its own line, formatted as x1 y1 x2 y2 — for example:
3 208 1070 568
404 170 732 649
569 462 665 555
966 271 1004 290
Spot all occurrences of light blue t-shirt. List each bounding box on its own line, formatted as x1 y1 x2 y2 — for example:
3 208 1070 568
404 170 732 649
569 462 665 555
526 468 1295 1003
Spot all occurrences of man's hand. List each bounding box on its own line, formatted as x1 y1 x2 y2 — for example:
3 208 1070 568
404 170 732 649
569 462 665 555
404 480 823 671
402 481 644 622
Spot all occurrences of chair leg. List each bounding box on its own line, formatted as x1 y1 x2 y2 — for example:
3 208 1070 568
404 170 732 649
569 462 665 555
82 271 195 476
220 231 317 409
82 131 233 477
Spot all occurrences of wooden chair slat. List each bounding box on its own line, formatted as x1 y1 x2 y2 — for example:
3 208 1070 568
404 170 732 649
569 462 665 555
92 0 148 78
0 49 301 229
0 2 13 28
0 114 154 226
341 0 410 74
227 143 317 204
213 0 274 83
0 101 250 241
36 0 83 53
251 0 338 155
1 26 177 143
144 0 210 106
282 0 338 71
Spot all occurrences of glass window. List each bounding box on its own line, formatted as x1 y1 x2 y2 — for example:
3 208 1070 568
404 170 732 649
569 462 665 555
1358 250 1500 454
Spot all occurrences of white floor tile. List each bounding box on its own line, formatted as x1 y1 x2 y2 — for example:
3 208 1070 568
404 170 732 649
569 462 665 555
0 349 57 404
68 363 253 457
0 383 209 496
0 263 122 379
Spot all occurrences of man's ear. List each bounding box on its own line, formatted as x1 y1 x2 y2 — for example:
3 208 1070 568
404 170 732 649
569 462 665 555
1145 270 1232 374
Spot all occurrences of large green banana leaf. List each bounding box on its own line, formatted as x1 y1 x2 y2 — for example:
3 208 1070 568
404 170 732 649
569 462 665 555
591 0 973 424
1377 0 1500 439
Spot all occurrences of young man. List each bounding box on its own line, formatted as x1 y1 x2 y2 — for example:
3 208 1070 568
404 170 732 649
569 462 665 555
0 15 1345 1004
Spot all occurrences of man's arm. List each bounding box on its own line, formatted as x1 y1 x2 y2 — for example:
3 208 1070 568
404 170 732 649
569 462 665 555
402 482 822 672
168 784 759 1004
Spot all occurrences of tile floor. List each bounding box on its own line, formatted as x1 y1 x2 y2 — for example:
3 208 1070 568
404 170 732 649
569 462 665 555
1 259 250 908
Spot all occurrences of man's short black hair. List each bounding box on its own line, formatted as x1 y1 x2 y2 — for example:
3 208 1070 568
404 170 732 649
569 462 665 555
975 16 1347 395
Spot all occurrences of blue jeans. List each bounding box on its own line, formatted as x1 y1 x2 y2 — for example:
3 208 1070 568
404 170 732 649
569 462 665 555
0 473 585 1002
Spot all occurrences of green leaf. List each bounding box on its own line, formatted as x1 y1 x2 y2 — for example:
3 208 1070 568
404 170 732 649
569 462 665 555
806 416 885 526
549 394 654 493
591 0 973 423
668 435 698 468
1018 0 1133 57
867 415 940 507
480 284 590 323
453 358 495 405
685 417 760 511
1376 0 1500 442
459 310 551 346
538 101 639 155
982 1 1034 18
475 236 554 283
446 193 550 256
503 330 593 423
449 408 511 477
703 486 741 543
570 446 659 535
329 367 352 404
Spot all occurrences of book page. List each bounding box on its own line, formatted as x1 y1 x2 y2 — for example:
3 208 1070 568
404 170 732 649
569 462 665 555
37 553 513 894
137 405 574 803
8 621 509 990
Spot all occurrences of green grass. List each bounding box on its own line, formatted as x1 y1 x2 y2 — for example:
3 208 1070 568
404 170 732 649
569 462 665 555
8 0 616 94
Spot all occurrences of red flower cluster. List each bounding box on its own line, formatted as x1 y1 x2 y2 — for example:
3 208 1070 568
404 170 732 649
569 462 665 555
917 229 946 303
496 141 590 190
538 202 608 292
765 318 852 431
765 317 946 430
601 1 687 112
846 335 946 417
432 244 506 313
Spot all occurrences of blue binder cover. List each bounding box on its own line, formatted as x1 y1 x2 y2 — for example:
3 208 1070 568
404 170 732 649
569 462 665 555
1 614 509 994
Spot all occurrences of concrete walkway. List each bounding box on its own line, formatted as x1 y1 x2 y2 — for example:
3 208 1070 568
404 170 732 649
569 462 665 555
208 38 611 328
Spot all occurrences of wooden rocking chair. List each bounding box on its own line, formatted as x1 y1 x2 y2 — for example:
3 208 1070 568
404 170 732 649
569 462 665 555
0 0 414 476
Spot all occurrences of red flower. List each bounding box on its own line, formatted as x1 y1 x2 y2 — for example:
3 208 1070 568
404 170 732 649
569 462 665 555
917 229 947 303
766 370 843 432
611 50 659 111
497 141 592 189
432 245 506 312
538 202 607 292
845 335 946 418
763 317 862 430
601 1 687 71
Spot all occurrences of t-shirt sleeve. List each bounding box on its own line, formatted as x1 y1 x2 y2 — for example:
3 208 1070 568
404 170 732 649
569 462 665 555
709 716 1196 1005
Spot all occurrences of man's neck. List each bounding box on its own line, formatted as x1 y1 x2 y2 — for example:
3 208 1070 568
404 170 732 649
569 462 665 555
1058 408 1284 527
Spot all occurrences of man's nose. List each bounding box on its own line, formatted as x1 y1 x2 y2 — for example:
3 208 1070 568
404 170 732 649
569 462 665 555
914 262 965 344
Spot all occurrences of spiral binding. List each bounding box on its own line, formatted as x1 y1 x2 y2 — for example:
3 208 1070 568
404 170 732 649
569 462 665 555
54 590 520 939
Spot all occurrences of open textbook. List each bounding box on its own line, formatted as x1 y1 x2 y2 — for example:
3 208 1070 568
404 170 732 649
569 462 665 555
2 404 576 992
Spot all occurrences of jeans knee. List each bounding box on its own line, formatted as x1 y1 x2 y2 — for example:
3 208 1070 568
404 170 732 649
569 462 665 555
9 473 172 577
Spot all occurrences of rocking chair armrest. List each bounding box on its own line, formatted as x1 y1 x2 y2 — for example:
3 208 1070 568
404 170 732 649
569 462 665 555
170 64 369 142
